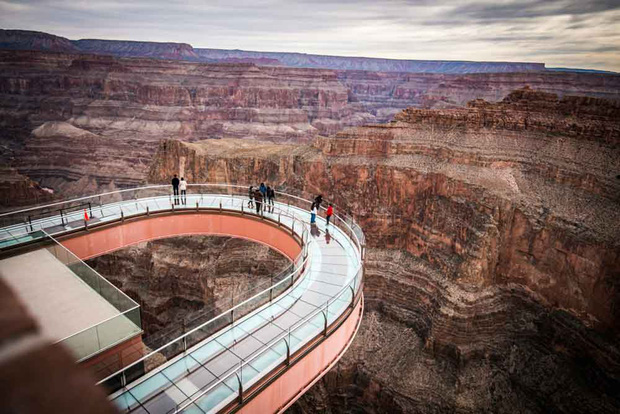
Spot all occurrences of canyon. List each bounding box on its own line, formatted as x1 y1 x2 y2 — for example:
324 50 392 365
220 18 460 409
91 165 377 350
86 236 291 349
0 45 619 205
146 88 620 412
1 30 620 413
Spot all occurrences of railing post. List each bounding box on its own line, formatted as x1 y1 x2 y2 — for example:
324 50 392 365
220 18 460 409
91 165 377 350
120 209 125 222
269 287 273 302
183 336 187 352
291 220 295 235
219 200 222 212
88 202 93 219
349 286 355 308
278 213 281 226
285 337 291 365
121 371 127 388
322 310 328 336
236 372 243 404
28 215 33 232
146 206 150 216
241 204 244 215
60 209 65 226
196 201 199 212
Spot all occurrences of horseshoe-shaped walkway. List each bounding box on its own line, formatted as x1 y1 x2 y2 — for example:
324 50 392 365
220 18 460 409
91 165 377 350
0 186 364 414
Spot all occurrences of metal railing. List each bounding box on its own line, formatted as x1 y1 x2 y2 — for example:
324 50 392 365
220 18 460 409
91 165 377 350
0 184 365 413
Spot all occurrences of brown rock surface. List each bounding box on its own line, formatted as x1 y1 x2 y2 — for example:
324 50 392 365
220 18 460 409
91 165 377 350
1 49 619 206
86 235 291 348
147 89 620 412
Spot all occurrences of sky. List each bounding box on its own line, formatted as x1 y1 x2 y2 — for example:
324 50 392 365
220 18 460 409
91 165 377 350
1 0 619 71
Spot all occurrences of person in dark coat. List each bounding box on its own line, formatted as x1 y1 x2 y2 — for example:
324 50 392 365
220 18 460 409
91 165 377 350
314 194 323 210
254 188 263 214
171 175 180 205
248 186 254 208
266 186 275 211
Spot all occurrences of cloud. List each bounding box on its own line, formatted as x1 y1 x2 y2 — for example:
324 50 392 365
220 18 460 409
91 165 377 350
0 0 618 71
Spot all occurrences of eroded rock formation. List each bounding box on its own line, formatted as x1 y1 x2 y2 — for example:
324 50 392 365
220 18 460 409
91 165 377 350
86 236 290 347
1 47 619 205
147 89 620 412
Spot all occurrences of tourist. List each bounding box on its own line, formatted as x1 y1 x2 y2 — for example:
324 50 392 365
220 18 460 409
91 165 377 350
248 185 254 208
254 188 263 214
326 203 333 226
179 177 187 205
259 182 267 198
310 202 317 224
267 186 275 211
171 174 180 205
314 194 323 209
325 228 331 244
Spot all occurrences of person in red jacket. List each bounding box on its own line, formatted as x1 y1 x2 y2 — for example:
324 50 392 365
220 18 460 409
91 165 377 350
326 203 334 226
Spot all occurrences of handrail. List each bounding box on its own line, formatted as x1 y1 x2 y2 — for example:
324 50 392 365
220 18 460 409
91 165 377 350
95 198 312 387
0 184 364 250
174 255 363 413
0 184 366 408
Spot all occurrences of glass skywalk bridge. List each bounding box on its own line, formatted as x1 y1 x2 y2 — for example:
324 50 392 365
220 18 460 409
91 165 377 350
0 185 365 414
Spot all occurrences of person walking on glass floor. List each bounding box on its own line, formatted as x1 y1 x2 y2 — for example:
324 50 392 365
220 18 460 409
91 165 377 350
248 185 254 209
310 202 318 224
179 177 187 205
326 203 333 226
171 174 180 205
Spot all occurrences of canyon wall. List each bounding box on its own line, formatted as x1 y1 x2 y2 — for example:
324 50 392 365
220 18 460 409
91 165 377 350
1 47 619 204
86 235 290 348
147 89 620 412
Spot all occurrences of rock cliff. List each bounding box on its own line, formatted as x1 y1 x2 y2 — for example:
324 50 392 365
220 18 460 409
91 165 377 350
147 89 620 412
1 48 619 205
86 235 290 348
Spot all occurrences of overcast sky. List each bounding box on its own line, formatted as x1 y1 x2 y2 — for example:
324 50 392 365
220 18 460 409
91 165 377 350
1 0 619 71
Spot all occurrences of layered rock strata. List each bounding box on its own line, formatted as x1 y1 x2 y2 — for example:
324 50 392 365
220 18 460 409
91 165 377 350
148 89 620 412
1 49 619 206
86 235 290 347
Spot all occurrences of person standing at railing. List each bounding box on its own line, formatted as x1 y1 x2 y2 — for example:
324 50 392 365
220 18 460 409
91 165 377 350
266 186 275 212
248 186 254 209
171 175 180 205
254 188 263 214
259 182 267 199
310 202 317 224
326 203 333 226
179 177 187 205
314 194 323 209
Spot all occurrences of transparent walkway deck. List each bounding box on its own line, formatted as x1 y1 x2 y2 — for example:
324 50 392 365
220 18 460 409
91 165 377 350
0 187 364 414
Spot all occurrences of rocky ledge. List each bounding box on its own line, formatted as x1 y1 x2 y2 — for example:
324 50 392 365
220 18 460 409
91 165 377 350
147 88 620 412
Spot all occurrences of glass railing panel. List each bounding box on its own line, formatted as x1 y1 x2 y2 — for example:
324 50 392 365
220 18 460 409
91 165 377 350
112 390 141 413
62 325 101 360
95 309 142 352
327 288 353 325
244 339 287 388
233 289 270 322
288 312 325 354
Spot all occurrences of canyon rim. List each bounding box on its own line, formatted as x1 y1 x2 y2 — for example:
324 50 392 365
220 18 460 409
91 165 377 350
0 14 619 414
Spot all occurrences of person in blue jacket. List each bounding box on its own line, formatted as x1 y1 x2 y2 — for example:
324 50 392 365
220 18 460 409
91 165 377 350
259 182 267 198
